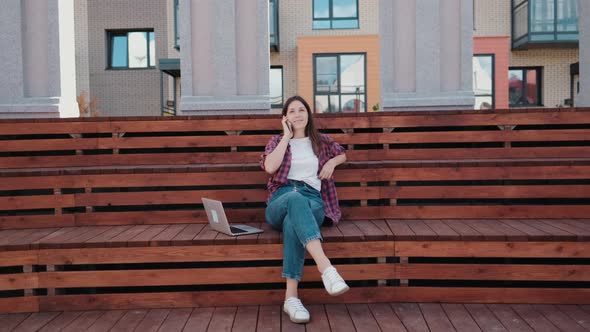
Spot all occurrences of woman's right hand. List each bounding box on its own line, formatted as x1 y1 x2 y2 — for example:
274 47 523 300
282 116 293 139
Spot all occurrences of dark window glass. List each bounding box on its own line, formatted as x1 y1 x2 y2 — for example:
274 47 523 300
108 30 155 69
509 67 542 107
270 66 283 108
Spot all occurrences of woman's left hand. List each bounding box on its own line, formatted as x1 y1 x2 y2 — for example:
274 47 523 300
319 160 336 180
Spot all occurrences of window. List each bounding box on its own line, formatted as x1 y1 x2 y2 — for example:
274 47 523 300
314 53 366 113
270 66 283 108
511 0 579 49
313 0 359 29
509 67 543 107
108 30 155 69
473 55 495 110
174 0 180 48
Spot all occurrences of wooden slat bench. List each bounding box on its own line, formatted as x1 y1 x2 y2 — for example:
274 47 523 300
0 108 590 313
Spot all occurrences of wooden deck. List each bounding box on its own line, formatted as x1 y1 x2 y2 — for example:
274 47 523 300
1 218 590 251
2 303 590 331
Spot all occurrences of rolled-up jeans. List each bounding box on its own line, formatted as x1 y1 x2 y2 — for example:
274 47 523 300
265 180 325 281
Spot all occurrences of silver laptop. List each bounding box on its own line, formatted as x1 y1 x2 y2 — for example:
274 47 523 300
201 197 264 236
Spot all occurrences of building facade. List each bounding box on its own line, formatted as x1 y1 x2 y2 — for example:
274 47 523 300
0 0 587 118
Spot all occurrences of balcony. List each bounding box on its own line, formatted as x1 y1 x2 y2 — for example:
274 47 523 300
270 0 279 51
512 0 579 49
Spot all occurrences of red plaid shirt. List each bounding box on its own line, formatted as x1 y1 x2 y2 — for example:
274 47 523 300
260 133 346 224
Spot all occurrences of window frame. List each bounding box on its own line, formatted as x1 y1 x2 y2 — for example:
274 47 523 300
313 52 367 113
312 0 360 30
270 66 284 109
508 66 543 107
174 0 180 49
106 29 156 70
473 54 495 110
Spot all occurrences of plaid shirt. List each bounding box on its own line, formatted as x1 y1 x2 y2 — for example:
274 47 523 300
260 133 346 224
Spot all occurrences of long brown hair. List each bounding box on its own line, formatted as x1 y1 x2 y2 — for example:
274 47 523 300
282 96 322 155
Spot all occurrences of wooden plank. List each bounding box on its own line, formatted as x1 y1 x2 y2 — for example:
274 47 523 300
325 304 356 332
0 273 37 291
149 224 188 247
440 304 482 332
170 224 205 246
181 307 214 332
39 311 82 332
281 307 305 332
0 250 37 267
487 220 529 241
344 205 590 220
130 309 169 332
346 304 381 332
257 222 280 244
156 308 192 332
485 304 533 332
193 224 220 245
0 194 75 210
367 303 407 331
539 219 590 241
5 228 60 251
127 225 170 247
305 305 331 332
556 305 590 330
38 264 394 288
403 220 437 241
352 220 388 241
521 219 577 241
83 225 131 248
320 223 344 242
209 307 237 331
107 225 151 247
0 313 31 332
256 305 281 332
0 215 75 231
39 227 96 249
32 228 81 249
532 304 587 332
60 311 104 332
38 241 394 265
0 295 38 314
441 220 485 241
11 312 60 332
418 303 456 331
396 264 590 281
231 306 258 332
390 303 429 332
464 304 508 332
0 229 38 250
337 222 365 241
108 309 148 332
463 219 507 241
395 241 590 258
86 310 126 332
511 304 560 332
75 189 267 206
501 220 553 241
59 226 112 249
386 219 416 240
422 219 460 240
235 223 263 245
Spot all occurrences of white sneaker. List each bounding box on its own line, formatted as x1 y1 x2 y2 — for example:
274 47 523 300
321 266 350 296
283 297 310 323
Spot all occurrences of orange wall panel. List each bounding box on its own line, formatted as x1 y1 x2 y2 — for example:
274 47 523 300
474 36 510 110
297 35 380 113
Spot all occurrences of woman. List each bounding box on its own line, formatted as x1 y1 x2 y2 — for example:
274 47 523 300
260 95 349 324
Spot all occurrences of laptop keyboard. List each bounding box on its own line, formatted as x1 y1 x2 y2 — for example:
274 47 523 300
230 226 248 234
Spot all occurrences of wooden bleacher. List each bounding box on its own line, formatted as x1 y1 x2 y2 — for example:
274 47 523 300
0 108 589 314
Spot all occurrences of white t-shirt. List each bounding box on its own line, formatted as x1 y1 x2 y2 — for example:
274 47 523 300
287 137 321 192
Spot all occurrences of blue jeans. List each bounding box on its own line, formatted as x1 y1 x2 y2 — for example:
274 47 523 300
265 180 325 281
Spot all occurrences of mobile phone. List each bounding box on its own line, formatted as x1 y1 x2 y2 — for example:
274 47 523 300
286 120 293 132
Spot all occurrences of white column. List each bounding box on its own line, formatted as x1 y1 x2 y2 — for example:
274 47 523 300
179 0 270 114
577 0 590 106
380 0 474 111
0 0 78 119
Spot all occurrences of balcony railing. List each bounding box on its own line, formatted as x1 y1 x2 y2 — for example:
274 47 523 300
512 0 579 49
270 0 279 51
